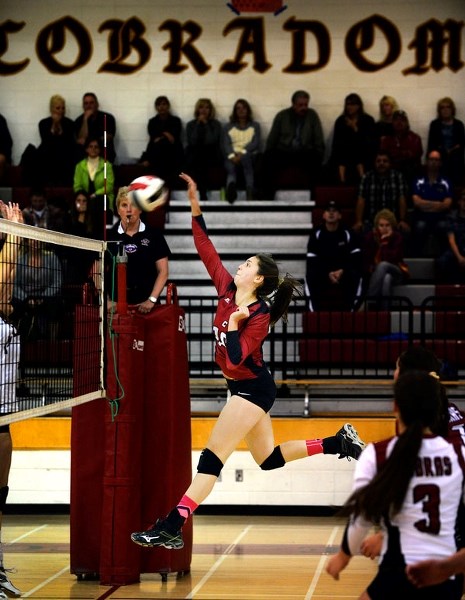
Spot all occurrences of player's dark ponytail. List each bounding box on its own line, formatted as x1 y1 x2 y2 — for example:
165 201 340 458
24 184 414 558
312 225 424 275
255 253 302 326
339 371 441 524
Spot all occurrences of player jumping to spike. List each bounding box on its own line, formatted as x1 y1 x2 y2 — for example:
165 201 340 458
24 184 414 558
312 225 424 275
131 173 365 550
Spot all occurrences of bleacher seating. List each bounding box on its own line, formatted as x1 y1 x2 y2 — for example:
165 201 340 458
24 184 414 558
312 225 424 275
299 310 410 369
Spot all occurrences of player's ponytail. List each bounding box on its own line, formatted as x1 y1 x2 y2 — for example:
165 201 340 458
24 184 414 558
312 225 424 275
339 371 441 524
255 253 302 326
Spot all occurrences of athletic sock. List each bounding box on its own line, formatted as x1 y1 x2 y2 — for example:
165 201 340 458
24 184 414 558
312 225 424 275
306 438 324 456
322 435 339 455
173 494 198 524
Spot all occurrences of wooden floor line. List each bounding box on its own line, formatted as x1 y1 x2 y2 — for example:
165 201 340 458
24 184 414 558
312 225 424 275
95 585 121 600
305 525 340 600
21 564 69 599
7 541 341 554
186 524 252 599
10 524 48 544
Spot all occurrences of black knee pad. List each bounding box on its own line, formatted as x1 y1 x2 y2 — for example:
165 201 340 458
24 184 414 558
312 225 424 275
260 446 285 470
197 448 224 476
0 486 9 512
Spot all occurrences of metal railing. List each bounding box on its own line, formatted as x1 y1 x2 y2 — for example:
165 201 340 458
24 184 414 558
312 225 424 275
179 295 465 381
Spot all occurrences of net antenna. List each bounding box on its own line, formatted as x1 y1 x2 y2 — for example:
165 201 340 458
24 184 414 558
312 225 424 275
0 220 106 426
103 114 107 241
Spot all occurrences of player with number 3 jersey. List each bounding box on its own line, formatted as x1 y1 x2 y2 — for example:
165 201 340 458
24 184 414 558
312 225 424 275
327 370 465 600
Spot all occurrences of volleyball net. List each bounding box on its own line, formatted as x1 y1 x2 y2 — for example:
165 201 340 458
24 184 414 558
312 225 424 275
0 218 106 426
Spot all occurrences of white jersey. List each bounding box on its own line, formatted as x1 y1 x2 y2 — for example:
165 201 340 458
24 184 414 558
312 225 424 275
346 435 465 565
0 318 20 414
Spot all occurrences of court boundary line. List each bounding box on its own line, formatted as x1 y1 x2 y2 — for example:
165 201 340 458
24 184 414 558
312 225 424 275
185 524 252 599
304 525 340 599
21 565 70 598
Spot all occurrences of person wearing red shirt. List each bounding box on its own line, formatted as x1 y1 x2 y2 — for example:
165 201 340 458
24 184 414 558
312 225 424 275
362 209 408 308
131 173 366 551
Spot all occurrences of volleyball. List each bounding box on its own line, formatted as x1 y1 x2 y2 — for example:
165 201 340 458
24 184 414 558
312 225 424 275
128 175 168 212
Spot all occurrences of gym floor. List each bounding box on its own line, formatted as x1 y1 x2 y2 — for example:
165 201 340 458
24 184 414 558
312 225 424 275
3 512 380 599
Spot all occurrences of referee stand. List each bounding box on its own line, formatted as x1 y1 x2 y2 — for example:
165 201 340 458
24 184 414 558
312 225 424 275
70 278 192 584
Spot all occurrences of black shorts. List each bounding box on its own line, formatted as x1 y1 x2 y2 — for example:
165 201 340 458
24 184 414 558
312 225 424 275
225 370 276 413
367 566 463 600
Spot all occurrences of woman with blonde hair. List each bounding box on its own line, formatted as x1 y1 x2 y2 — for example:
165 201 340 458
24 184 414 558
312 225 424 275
185 98 223 199
223 98 261 202
375 95 399 141
37 94 78 186
363 208 408 307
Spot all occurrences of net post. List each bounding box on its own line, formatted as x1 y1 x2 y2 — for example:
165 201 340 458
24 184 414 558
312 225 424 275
116 243 128 315
103 114 107 241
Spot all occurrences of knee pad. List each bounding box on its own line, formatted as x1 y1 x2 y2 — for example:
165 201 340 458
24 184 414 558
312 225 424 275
197 448 224 477
0 486 9 512
260 446 285 470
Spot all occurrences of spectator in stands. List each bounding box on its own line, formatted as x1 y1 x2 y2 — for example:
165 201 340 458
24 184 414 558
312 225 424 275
139 95 184 190
427 97 465 186
435 189 465 283
354 151 409 235
0 114 13 185
22 188 49 229
374 95 399 142
329 93 376 185
106 186 171 313
37 94 77 186
75 92 117 163
305 200 363 311
70 191 93 238
380 110 423 185
11 237 63 340
73 136 115 238
63 191 98 296
47 195 71 234
185 98 223 200
261 90 324 199
0 201 23 598
362 209 409 308
223 98 261 203
411 150 453 257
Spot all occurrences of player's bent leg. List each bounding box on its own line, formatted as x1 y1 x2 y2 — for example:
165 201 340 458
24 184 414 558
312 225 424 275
131 449 225 550
260 446 285 470
207 394 267 462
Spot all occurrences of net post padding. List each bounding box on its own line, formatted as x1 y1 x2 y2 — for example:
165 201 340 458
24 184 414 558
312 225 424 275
70 287 192 583
71 315 145 582
99 315 146 585
137 297 192 575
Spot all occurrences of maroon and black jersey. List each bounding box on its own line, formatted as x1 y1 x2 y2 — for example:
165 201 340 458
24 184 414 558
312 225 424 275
192 215 270 380
449 402 465 445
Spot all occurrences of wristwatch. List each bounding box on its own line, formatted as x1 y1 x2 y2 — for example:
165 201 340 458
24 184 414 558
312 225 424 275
149 296 157 304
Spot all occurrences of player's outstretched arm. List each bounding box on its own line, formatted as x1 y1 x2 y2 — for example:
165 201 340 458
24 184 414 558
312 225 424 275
179 172 202 217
